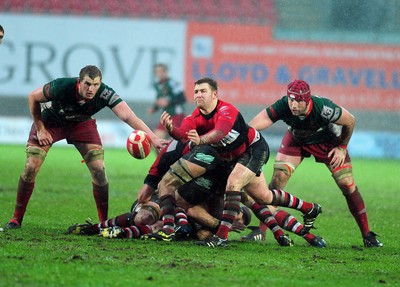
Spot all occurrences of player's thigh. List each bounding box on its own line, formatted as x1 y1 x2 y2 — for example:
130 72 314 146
226 163 256 191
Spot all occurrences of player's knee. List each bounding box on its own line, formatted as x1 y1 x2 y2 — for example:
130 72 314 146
274 161 295 177
332 164 354 194
270 161 294 189
83 148 104 163
23 146 47 181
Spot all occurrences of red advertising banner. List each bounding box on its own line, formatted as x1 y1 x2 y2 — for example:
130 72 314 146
185 22 400 111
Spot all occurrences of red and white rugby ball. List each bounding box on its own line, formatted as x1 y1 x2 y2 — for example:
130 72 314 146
126 130 152 159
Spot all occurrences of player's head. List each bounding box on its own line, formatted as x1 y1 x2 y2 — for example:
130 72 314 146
78 65 102 100
193 77 219 112
154 63 169 81
0 25 4 45
235 205 252 226
133 201 161 225
287 79 311 104
287 79 311 116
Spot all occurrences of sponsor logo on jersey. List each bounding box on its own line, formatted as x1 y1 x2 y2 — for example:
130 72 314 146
194 153 215 164
321 106 334 119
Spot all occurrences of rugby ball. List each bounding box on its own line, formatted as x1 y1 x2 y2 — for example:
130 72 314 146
126 130 152 159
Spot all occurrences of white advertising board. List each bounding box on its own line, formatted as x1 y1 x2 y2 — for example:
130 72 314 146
0 14 186 102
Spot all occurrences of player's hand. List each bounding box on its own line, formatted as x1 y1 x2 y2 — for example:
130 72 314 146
230 220 246 233
187 129 200 145
328 146 346 169
151 137 168 151
37 128 53 146
160 111 173 132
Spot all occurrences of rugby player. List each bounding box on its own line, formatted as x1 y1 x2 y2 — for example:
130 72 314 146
246 79 382 247
5 65 165 229
148 77 322 247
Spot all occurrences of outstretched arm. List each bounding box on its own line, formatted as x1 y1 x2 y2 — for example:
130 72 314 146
249 109 274 131
112 101 166 150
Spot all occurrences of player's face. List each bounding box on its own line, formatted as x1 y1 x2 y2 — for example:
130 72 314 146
78 75 101 100
194 83 217 113
0 31 3 44
155 66 168 81
288 98 308 116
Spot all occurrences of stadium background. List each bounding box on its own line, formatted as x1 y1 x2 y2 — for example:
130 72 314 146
1 0 399 159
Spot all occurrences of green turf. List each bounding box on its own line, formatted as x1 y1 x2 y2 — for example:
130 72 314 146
0 144 399 287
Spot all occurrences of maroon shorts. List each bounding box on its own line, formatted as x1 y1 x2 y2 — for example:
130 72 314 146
28 119 102 146
278 130 351 164
156 114 186 131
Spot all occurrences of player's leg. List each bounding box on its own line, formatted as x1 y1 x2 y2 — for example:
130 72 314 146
328 162 382 247
240 192 293 246
75 142 109 221
272 207 326 247
150 145 220 239
6 144 50 228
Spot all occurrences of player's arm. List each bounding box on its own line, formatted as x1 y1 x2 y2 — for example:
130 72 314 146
112 101 166 150
328 107 355 168
249 109 274 131
334 107 355 147
28 86 53 146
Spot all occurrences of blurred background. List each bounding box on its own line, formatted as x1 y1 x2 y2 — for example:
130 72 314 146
0 0 399 158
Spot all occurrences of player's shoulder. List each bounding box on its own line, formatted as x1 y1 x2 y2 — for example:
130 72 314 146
217 100 238 112
311 95 341 120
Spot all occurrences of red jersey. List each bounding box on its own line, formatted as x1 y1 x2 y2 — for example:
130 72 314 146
170 100 259 161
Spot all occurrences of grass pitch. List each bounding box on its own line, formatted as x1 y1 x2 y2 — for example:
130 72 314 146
0 144 399 287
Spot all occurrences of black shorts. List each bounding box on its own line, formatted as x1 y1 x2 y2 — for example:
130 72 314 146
182 144 221 171
177 169 228 206
235 135 270 176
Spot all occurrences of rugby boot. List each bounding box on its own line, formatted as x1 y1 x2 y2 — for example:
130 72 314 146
363 231 383 247
240 226 266 241
302 203 322 234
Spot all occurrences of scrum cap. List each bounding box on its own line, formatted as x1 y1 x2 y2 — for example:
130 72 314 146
287 79 311 104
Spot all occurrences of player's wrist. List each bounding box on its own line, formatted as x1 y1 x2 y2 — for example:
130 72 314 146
338 144 347 150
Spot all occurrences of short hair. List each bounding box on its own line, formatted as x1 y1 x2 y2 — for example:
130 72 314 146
79 65 102 81
154 63 168 71
194 77 218 91
0 25 4 33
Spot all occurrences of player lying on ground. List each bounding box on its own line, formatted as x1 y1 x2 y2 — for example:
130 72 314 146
245 79 382 248
5 65 166 230
149 77 322 247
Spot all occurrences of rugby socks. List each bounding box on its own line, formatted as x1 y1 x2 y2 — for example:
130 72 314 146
175 207 189 227
250 202 285 240
159 195 176 235
122 224 152 238
270 189 314 214
99 213 132 229
92 183 109 222
274 209 316 242
10 177 35 224
216 191 241 240
274 209 304 234
344 187 370 237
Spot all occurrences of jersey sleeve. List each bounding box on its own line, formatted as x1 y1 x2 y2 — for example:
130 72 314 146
316 96 342 123
98 83 123 108
265 96 288 122
213 103 238 135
